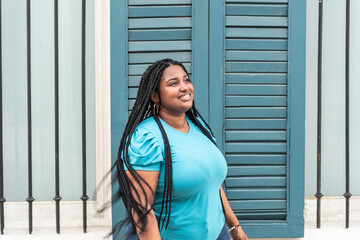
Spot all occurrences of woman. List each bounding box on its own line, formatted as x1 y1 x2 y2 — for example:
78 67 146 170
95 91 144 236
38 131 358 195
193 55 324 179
114 59 248 240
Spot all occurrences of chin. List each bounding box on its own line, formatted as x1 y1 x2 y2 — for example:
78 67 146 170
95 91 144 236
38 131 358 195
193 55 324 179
183 105 193 112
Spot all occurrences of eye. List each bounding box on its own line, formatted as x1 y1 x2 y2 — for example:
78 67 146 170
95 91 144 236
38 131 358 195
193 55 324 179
169 81 178 86
184 78 191 83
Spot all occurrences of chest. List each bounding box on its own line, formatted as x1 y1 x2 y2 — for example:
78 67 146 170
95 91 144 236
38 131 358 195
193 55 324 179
157 130 227 199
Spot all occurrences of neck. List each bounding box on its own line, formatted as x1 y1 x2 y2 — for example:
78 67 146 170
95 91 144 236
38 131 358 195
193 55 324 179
158 111 189 133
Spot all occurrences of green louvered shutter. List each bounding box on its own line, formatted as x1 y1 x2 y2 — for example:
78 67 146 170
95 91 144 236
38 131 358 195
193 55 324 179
128 0 192 110
224 0 289 221
111 0 305 238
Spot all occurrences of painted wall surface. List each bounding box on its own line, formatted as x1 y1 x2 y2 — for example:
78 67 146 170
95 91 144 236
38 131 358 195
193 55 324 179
2 0 96 201
305 0 360 196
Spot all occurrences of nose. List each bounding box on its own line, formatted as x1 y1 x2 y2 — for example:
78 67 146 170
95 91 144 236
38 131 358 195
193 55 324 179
179 81 189 91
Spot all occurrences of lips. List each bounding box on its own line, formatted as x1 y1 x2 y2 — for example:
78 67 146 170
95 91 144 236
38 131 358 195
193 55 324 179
178 94 191 100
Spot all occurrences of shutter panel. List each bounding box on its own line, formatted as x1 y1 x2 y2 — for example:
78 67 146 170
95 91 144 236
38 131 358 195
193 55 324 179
112 0 305 237
224 0 288 221
128 0 192 111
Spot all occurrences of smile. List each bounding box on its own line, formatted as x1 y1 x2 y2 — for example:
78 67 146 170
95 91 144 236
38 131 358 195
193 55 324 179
179 94 191 100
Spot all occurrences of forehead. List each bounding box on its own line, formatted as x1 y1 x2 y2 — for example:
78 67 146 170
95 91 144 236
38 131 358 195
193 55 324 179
161 65 187 79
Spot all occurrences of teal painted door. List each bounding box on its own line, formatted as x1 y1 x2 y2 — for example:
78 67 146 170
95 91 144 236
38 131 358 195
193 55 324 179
224 0 289 221
111 0 305 238
210 0 305 237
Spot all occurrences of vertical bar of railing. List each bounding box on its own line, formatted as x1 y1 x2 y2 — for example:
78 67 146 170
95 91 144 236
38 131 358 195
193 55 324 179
315 0 324 229
25 0 35 234
344 0 352 229
80 0 89 233
53 0 62 234
0 0 5 235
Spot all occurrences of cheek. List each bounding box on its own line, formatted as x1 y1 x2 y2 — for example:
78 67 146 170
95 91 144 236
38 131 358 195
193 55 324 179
159 88 177 100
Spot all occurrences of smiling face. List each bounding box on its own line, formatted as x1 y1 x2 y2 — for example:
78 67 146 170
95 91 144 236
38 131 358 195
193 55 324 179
152 64 194 116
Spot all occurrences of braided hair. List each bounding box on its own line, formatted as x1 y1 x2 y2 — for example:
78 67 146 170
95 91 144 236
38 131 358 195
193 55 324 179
112 59 218 236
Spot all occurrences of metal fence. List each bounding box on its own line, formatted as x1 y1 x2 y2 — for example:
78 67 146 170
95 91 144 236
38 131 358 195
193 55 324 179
0 0 89 234
316 0 352 229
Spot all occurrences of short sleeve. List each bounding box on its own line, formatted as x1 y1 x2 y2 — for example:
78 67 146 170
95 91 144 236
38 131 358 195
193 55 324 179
125 127 163 171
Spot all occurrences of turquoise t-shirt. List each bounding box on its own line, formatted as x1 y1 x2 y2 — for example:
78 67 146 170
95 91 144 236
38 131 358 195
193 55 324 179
127 116 228 240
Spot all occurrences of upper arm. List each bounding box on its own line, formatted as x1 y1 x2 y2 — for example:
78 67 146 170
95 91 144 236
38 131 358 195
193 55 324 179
126 170 160 208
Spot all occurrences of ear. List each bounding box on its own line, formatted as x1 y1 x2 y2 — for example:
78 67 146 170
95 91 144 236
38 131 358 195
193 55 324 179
151 92 159 103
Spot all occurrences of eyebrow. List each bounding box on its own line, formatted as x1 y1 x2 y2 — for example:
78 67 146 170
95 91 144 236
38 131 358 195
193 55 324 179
166 75 189 83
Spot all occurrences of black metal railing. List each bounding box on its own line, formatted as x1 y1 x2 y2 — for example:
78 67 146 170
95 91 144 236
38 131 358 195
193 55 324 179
316 0 353 229
25 0 35 234
344 0 352 229
0 0 89 234
80 0 89 234
315 0 324 229
53 0 62 234
0 0 5 235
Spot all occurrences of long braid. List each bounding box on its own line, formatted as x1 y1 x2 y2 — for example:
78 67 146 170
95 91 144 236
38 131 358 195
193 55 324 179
152 114 172 230
110 59 219 237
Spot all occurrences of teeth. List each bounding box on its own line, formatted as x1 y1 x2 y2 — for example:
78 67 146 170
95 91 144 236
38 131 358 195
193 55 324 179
180 94 190 100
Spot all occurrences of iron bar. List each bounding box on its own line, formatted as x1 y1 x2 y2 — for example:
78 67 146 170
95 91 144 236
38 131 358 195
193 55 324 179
53 0 62 234
0 0 5 235
80 0 89 233
315 0 324 229
343 0 352 229
25 0 35 234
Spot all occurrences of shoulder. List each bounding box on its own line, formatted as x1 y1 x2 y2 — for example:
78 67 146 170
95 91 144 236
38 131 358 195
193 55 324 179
195 116 206 128
126 117 164 170
194 116 216 142
194 116 210 134
137 116 158 131
133 117 163 145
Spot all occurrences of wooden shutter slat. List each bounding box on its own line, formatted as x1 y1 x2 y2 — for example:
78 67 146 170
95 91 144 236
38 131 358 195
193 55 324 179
129 29 191 41
225 107 287 118
128 88 137 98
226 62 287 73
226 85 287 95
227 165 286 177
225 119 287 130
226 51 287 61
226 16 287 27
129 100 135 110
129 41 192 52
226 142 287 153
129 17 191 29
225 176 286 187
129 6 191 17
129 76 142 87
226 130 287 141
226 154 286 165
226 0 288 3
235 211 286 220
226 27 287 38
129 52 191 64
129 0 191 5
226 73 287 84
229 200 286 210
226 96 287 107
226 4 287 16
227 189 286 200
129 63 191 75
226 39 287 50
